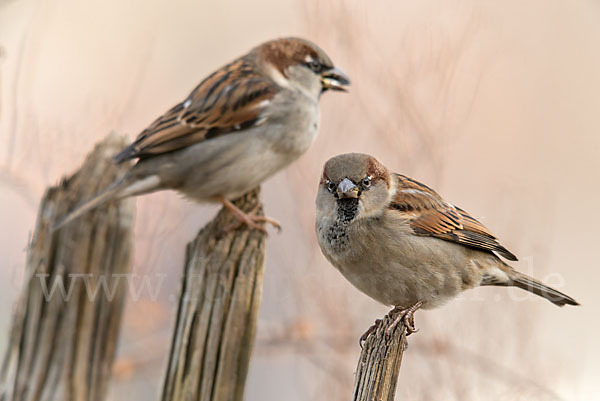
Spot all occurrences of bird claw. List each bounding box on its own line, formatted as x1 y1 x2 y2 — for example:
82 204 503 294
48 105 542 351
386 302 421 336
359 319 382 348
220 200 281 233
359 301 423 347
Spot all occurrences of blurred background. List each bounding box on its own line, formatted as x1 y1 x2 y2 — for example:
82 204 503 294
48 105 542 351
0 0 598 399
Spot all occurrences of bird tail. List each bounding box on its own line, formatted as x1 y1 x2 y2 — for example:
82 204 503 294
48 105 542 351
53 175 160 230
511 273 579 307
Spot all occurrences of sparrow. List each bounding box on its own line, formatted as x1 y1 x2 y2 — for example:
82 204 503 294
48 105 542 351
315 153 579 342
55 37 350 231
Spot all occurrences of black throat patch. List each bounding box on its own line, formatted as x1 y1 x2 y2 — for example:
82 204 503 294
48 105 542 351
324 198 359 252
336 198 359 223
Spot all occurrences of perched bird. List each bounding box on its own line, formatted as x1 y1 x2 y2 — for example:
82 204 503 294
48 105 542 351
315 153 579 342
56 37 349 231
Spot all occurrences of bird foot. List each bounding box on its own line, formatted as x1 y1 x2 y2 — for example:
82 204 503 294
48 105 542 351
386 300 423 336
220 199 281 233
359 319 382 347
359 300 423 348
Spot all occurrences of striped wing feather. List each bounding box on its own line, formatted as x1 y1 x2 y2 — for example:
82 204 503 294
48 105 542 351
390 174 517 261
114 58 277 162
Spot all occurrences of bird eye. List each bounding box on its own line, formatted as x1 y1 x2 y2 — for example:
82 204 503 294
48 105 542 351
362 176 371 188
307 59 322 73
326 180 336 193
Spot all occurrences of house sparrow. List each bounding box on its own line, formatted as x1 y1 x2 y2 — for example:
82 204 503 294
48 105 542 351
55 37 349 231
315 153 579 342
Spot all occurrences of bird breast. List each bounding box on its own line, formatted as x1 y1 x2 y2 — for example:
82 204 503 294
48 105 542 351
266 89 320 157
317 212 482 309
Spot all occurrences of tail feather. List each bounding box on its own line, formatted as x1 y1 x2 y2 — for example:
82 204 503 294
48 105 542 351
511 274 579 307
53 185 125 231
52 175 160 231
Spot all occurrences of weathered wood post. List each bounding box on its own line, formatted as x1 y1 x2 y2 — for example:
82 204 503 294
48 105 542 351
0 134 135 401
352 316 408 401
160 188 266 401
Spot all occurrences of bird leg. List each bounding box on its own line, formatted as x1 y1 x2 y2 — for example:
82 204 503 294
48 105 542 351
386 300 423 336
359 319 383 347
359 300 423 348
219 197 281 233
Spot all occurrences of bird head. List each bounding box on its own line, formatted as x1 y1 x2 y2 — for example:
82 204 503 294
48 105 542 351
317 153 393 223
255 37 350 99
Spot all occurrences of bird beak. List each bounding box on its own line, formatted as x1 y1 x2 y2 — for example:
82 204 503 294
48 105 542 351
321 66 350 92
337 178 359 198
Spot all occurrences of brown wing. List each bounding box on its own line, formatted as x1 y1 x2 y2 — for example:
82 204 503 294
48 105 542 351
114 57 278 162
390 174 517 261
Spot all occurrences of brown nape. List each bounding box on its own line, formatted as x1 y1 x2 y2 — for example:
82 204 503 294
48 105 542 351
365 156 391 188
258 38 325 75
319 169 329 185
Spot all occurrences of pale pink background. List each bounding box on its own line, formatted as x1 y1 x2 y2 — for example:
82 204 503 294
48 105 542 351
0 0 597 399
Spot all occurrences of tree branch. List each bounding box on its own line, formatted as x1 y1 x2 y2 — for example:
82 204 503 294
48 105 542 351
160 189 267 401
352 316 408 401
0 133 135 401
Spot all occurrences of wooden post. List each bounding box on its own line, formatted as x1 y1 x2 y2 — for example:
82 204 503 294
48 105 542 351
0 134 135 401
160 188 266 401
352 316 408 401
